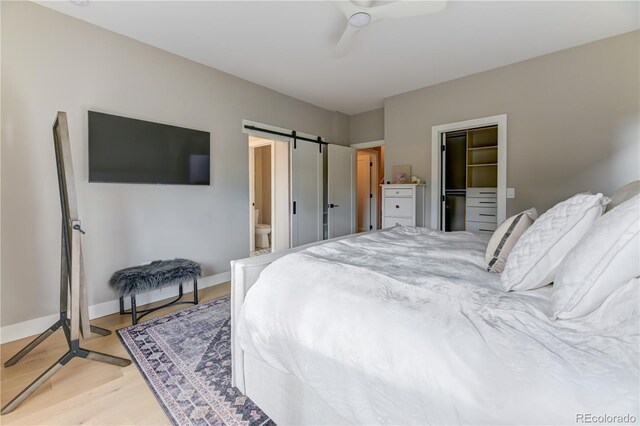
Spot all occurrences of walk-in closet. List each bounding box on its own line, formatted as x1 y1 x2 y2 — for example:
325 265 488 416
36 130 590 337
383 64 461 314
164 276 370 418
441 125 499 234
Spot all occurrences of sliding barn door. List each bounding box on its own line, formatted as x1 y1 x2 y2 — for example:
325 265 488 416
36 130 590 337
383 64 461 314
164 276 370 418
290 140 323 247
327 144 356 239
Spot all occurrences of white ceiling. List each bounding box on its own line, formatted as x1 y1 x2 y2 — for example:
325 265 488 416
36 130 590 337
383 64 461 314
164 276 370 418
38 1 639 115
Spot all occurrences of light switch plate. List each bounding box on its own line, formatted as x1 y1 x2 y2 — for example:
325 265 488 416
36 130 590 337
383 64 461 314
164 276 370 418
507 188 515 199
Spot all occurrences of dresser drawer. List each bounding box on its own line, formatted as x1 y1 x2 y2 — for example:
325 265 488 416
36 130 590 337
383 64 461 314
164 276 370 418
467 187 497 198
384 187 413 198
383 216 414 228
466 221 497 234
466 207 497 223
466 197 497 208
384 197 413 217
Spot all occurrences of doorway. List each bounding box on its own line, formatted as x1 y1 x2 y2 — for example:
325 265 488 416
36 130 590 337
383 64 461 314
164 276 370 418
352 141 384 232
245 120 358 255
249 138 273 255
249 135 290 256
430 115 507 233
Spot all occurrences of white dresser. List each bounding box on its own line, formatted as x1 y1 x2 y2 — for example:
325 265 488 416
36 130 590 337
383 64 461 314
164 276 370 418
465 187 498 234
381 184 426 228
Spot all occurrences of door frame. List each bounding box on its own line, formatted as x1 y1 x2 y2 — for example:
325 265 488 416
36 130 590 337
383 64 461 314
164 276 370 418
356 149 379 231
351 140 384 231
246 120 301 253
350 140 384 149
244 119 325 251
248 139 273 252
430 114 507 229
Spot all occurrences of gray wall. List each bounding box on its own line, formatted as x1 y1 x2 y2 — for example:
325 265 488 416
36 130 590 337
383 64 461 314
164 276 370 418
1 2 349 326
350 108 385 144
384 31 640 225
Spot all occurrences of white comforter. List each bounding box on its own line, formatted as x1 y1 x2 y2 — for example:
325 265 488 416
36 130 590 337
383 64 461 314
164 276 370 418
238 227 639 425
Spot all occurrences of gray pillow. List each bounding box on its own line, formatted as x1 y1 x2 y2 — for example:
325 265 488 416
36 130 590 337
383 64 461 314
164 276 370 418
606 181 640 212
486 208 538 273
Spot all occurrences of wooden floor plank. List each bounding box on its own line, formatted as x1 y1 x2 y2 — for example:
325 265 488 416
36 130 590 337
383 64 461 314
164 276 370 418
1 283 230 425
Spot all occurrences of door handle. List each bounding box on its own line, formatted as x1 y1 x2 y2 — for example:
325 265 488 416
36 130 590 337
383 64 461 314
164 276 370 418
329 203 340 208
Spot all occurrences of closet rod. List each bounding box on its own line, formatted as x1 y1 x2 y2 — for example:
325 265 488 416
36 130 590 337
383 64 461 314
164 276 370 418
244 125 329 145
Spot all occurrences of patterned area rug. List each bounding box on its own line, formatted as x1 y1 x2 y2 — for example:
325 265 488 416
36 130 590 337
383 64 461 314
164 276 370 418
118 296 274 426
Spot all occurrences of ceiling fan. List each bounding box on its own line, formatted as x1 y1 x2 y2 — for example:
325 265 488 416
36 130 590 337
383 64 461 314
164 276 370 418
331 0 448 57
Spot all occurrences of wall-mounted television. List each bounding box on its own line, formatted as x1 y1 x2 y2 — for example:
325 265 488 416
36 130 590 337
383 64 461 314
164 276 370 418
88 111 210 185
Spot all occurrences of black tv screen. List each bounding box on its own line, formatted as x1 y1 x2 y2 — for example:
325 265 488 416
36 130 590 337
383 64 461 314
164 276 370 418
88 111 210 185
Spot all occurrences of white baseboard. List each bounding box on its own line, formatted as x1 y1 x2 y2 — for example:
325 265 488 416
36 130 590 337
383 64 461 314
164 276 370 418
0 271 230 344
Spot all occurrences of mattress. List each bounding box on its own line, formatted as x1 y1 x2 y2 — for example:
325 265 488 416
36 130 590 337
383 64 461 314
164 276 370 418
237 227 639 424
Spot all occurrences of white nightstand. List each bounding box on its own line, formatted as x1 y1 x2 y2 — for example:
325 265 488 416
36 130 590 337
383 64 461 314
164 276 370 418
381 184 426 228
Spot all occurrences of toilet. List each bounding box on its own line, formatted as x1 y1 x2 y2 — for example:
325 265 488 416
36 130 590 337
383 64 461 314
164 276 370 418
254 209 271 249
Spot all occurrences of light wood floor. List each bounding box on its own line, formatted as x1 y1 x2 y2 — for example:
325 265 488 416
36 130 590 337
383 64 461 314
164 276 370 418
1 283 231 425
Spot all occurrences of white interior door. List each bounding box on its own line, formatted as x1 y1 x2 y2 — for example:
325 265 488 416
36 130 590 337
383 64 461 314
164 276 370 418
357 154 372 232
328 144 356 238
290 140 323 247
271 139 290 253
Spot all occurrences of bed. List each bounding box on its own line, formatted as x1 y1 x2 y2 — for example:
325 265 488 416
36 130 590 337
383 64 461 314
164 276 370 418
231 226 639 425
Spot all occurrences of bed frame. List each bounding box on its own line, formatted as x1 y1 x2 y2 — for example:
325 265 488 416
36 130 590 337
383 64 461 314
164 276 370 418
231 235 359 425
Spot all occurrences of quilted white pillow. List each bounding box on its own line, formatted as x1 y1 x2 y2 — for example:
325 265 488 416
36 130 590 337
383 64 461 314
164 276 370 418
501 193 609 291
552 195 640 319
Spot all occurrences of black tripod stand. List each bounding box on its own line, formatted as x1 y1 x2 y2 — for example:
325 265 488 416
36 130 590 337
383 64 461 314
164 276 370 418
1 112 131 415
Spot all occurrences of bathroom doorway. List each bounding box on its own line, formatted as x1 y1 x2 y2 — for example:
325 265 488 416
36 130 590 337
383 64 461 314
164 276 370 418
248 135 290 256
249 138 273 256
352 141 384 232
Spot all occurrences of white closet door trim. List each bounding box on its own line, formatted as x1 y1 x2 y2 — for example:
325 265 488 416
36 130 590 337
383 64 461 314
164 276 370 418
350 140 384 149
430 114 507 229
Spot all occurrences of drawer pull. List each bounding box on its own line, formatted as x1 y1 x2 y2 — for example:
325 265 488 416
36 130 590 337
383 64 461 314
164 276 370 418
479 192 495 194
479 213 495 217
395 205 400 208
396 191 400 194
479 201 495 204
479 229 493 232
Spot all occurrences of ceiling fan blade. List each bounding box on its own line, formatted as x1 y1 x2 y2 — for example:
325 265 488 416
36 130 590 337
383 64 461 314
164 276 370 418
333 23 361 57
370 0 447 21
352 0 374 7
331 0 361 18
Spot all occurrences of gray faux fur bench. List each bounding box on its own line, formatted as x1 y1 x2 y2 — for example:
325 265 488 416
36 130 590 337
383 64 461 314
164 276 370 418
110 259 201 325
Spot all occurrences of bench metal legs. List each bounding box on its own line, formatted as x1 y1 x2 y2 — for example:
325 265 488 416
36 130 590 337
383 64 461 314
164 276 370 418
119 279 199 326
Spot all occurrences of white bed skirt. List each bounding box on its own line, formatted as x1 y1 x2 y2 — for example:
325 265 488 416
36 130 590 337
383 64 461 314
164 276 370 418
244 354 349 425
231 234 359 424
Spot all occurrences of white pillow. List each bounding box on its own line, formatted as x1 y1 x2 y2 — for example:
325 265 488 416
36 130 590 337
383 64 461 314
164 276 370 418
552 195 640 319
501 193 609 291
485 208 538 273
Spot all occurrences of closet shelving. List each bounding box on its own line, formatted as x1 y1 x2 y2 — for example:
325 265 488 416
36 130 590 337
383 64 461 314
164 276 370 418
466 126 498 189
443 125 498 233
